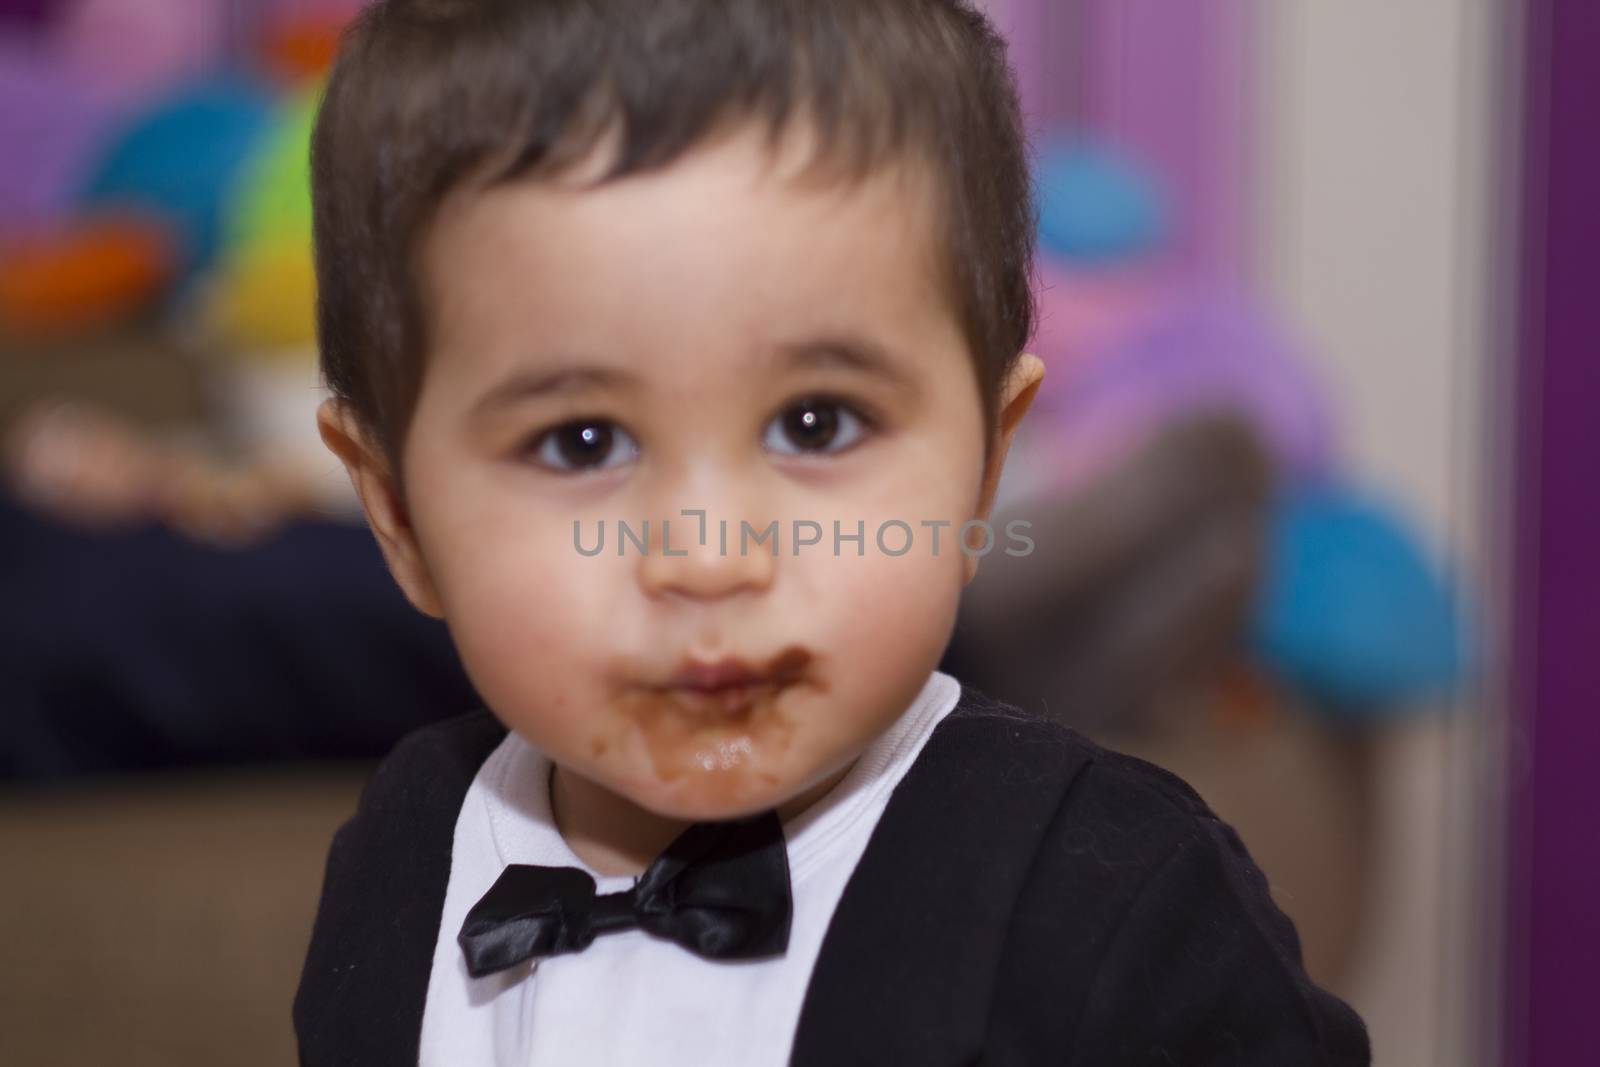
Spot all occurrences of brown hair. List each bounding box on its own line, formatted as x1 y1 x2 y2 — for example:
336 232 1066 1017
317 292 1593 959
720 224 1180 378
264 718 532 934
312 0 1036 481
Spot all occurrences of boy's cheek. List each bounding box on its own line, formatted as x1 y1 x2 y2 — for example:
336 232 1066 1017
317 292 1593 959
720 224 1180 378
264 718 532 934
815 550 965 660
424 511 593 599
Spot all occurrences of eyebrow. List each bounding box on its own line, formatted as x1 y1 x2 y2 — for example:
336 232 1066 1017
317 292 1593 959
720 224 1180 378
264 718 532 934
469 364 642 419
469 335 919 420
777 337 921 396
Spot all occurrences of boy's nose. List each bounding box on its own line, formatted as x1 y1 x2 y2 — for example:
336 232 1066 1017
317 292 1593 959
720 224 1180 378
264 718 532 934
636 510 777 602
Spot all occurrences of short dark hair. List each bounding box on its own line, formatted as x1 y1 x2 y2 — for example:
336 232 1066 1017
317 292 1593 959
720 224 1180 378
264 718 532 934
312 0 1036 480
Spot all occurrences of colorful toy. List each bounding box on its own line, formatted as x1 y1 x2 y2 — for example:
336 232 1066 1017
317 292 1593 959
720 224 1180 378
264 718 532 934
0 0 356 339
78 74 277 278
1034 136 1169 266
1020 130 1472 719
260 12 349 83
1251 484 1471 714
203 86 319 350
0 214 175 336
1029 283 1337 494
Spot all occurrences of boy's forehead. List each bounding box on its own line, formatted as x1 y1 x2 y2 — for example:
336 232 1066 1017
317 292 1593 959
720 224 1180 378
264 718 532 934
433 116 944 250
403 129 977 427
416 119 956 338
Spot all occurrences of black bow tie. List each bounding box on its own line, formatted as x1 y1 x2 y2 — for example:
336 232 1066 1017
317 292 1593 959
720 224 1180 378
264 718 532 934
458 809 793 978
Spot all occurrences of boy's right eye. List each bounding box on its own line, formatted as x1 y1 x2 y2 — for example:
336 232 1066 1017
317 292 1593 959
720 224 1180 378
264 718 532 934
525 419 639 473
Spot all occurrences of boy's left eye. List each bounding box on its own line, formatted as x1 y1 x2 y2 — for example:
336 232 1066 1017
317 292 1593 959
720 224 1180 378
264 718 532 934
763 397 872 457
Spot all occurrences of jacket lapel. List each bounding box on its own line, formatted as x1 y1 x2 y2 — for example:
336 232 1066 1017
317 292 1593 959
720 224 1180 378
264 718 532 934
788 687 1090 1066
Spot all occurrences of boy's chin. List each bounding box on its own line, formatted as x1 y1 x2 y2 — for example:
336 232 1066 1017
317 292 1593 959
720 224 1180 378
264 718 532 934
628 772 803 824
625 752 855 826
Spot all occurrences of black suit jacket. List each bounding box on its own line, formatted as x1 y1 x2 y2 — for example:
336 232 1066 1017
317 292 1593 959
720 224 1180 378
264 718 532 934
295 685 1371 1065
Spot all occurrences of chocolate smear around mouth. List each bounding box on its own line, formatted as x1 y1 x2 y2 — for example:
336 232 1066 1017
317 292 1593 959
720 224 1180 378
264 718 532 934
616 646 816 793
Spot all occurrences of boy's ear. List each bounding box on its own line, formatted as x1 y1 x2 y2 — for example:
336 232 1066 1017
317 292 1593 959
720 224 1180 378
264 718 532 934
966 352 1046 585
316 399 446 619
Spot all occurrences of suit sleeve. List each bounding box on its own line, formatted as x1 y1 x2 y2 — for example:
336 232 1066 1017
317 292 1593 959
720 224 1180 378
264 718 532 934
1065 813 1372 1067
293 712 506 1066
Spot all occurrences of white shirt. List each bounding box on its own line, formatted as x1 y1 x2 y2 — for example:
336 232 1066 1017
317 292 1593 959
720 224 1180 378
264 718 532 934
418 669 962 1066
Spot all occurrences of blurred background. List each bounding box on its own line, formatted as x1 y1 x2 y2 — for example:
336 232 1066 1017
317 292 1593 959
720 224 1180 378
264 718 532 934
0 0 1592 1064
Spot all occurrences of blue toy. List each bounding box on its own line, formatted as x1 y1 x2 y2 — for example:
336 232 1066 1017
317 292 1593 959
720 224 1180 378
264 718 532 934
1250 483 1473 715
77 74 277 278
1034 136 1169 266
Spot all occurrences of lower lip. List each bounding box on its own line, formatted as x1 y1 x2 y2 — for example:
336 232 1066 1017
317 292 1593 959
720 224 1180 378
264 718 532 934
658 681 779 721
617 680 800 791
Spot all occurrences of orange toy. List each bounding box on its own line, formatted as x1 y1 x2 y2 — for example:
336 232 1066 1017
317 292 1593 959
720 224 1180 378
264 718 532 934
0 215 176 338
261 15 349 83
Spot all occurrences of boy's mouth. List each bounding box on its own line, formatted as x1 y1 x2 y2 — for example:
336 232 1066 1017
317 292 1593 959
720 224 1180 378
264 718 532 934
613 646 816 790
652 646 813 721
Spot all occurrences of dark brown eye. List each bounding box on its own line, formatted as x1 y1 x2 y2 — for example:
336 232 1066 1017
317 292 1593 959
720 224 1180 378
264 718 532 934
764 397 869 456
530 420 638 472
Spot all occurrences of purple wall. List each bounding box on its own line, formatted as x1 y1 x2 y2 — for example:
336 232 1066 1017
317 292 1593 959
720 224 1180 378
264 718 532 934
988 0 1254 283
1076 0 1254 283
1506 0 1600 1063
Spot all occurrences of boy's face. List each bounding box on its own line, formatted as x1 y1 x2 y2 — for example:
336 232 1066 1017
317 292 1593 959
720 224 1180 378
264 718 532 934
324 123 1042 821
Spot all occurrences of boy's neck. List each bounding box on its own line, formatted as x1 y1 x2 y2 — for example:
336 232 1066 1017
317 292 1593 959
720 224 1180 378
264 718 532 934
549 761 855 878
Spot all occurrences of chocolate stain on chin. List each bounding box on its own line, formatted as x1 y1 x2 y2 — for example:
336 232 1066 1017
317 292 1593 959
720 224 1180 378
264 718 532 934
614 645 822 807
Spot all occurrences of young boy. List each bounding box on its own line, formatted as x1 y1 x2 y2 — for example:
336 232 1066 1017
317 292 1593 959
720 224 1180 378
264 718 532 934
295 1 1372 1064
